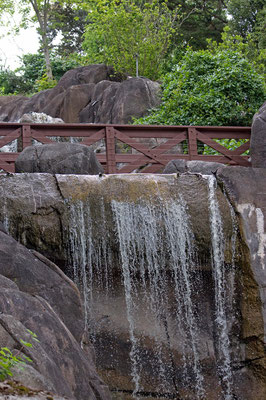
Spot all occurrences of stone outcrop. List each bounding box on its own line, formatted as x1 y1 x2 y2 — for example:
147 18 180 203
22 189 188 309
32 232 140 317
0 173 234 267
15 143 104 175
0 171 266 399
0 65 161 124
0 230 111 400
163 159 223 174
250 102 266 168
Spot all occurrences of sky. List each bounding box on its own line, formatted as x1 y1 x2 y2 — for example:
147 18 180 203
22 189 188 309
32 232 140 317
0 12 39 70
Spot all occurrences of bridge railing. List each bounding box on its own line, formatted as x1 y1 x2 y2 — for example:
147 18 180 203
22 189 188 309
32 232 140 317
0 123 251 173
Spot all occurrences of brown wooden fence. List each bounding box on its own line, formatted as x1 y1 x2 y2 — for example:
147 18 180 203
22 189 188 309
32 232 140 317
0 123 251 173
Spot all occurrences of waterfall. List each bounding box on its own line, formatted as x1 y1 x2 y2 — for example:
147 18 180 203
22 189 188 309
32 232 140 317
67 175 237 399
205 175 234 400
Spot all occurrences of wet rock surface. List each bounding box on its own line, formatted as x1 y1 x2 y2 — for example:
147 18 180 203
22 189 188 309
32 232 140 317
0 231 111 400
0 171 266 399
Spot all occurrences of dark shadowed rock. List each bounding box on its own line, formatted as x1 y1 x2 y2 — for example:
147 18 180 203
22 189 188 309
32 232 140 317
0 65 161 124
0 221 6 233
163 159 223 174
111 78 161 124
163 159 187 174
79 81 120 124
15 143 104 174
80 77 161 124
187 160 224 174
0 231 111 400
250 102 266 168
56 84 95 123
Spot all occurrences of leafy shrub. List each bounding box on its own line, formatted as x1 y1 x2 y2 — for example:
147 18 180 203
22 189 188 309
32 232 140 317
0 67 31 95
34 73 58 91
135 48 266 127
0 330 39 382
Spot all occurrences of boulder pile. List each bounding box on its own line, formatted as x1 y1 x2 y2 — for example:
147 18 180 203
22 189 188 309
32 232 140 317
0 64 161 124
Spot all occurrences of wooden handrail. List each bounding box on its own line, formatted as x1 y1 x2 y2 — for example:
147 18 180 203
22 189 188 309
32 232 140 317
0 123 251 173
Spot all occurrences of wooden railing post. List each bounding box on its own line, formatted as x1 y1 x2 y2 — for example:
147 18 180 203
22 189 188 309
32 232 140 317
105 126 117 174
188 127 198 160
22 124 32 149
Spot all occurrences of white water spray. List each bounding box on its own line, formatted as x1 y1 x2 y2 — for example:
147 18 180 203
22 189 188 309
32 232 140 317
205 175 233 400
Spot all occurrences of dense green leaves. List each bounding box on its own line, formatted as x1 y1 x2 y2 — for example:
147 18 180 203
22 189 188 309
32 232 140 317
0 52 84 94
82 0 179 80
134 48 266 127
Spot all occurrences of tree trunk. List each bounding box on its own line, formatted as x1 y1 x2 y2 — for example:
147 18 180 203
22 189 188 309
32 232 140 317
43 37 53 80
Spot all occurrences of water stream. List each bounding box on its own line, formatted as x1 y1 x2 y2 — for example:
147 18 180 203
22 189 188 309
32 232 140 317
67 175 237 399
205 175 234 400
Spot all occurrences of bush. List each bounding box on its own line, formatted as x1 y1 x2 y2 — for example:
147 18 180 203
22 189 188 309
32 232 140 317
135 48 266 127
0 67 31 95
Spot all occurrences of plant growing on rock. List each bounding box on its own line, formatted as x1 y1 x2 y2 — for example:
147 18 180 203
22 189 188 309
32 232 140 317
0 330 38 381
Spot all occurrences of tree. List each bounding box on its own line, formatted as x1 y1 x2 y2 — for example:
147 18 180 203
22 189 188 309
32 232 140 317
166 0 228 49
0 0 78 79
134 48 266 127
45 1 87 56
227 0 265 39
82 0 180 80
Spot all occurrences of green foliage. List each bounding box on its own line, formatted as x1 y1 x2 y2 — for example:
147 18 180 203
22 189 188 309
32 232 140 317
0 330 39 382
34 73 57 91
227 0 265 39
0 67 30 95
207 26 266 79
134 48 266 127
17 51 85 85
82 0 179 80
46 1 87 56
167 0 228 50
0 51 86 95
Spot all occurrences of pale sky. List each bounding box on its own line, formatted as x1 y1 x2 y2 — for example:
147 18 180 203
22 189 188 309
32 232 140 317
0 10 39 70
0 26 39 70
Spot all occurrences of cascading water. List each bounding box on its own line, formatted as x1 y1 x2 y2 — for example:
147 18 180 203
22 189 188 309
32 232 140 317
205 175 235 400
66 174 238 399
111 197 205 398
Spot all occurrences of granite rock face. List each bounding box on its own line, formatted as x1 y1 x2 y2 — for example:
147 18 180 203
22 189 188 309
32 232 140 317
0 65 161 124
0 171 266 399
0 230 111 400
250 102 266 168
15 143 104 175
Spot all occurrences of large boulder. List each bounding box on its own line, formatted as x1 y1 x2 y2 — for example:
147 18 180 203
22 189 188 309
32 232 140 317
250 102 266 168
163 159 223 174
0 230 111 400
80 77 161 124
15 143 104 175
0 65 161 124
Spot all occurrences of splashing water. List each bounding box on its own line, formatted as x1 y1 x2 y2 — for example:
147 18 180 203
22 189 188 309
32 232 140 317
112 196 205 397
67 176 237 399
205 175 233 400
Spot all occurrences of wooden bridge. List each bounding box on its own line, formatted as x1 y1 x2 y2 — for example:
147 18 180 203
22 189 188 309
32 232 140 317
0 123 251 173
